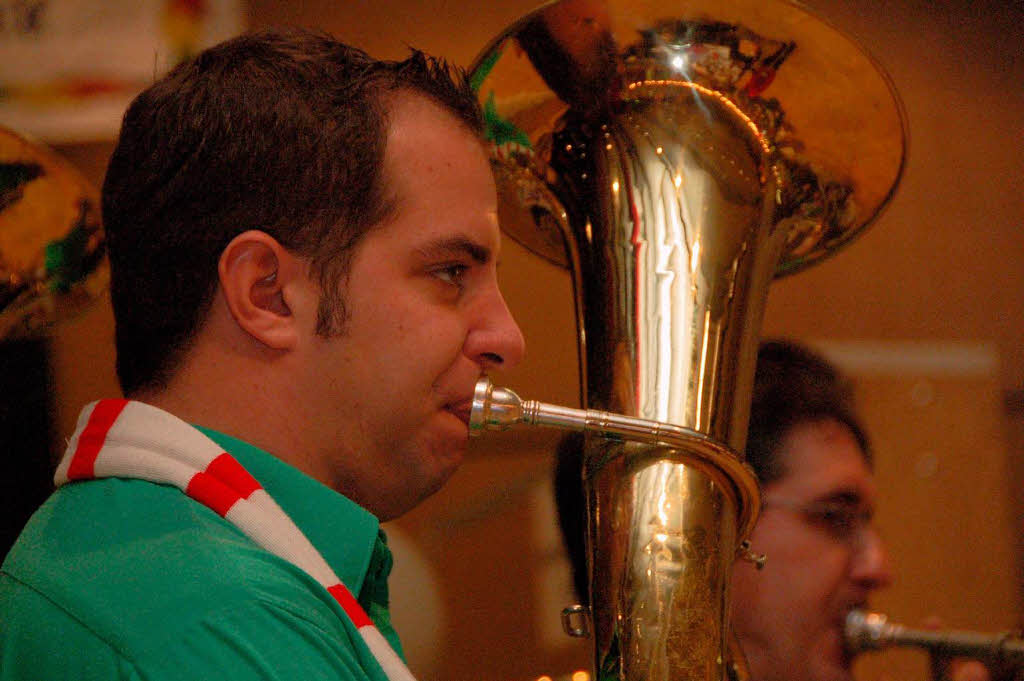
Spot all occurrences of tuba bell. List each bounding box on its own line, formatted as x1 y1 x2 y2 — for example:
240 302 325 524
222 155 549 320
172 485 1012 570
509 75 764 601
468 1 906 681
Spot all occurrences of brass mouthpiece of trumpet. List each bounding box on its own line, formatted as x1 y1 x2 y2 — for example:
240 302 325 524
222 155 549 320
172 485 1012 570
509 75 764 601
845 609 1024 667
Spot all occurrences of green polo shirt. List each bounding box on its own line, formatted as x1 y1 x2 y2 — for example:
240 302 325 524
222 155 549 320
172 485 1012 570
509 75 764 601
0 427 405 681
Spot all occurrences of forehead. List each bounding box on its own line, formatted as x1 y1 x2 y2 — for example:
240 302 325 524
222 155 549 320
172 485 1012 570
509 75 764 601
767 418 875 503
382 92 488 187
375 92 497 244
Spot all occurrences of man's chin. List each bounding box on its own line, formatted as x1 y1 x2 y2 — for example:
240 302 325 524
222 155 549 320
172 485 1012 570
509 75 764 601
810 650 855 681
416 439 467 500
372 454 465 521
802 632 855 681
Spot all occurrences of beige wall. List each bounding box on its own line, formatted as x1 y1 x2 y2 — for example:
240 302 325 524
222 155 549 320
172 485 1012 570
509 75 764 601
50 0 1024 411
31 1 1024 680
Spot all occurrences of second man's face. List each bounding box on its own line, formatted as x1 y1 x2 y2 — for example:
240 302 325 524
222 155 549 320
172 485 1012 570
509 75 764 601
730 418 893 681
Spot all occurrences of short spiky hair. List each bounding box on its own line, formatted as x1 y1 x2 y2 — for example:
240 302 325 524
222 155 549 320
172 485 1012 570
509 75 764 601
102 28 483 396
745 339 870 484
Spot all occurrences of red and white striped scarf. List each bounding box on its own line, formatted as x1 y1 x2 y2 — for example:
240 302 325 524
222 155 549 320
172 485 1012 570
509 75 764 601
54 398 417 681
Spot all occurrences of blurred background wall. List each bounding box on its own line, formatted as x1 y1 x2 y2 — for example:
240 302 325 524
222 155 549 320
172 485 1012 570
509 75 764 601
3 1 1022 680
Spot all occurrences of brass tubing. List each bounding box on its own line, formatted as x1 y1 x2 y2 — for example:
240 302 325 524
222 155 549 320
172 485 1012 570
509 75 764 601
470 376 761 555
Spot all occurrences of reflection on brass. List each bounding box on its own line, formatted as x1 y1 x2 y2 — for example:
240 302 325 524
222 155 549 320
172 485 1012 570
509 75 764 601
472 377 760 681
470 1 905 680
0 126 106 340
471 376 760 541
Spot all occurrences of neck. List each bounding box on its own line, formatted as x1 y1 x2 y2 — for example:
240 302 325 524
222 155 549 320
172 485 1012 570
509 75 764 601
135 333 334 491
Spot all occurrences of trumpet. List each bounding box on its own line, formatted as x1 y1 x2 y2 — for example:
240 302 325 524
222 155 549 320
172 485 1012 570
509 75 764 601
846 610 1024 680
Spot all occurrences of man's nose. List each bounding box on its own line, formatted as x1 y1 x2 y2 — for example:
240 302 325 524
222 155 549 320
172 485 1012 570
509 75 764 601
851 526 894 589
467 288 526 371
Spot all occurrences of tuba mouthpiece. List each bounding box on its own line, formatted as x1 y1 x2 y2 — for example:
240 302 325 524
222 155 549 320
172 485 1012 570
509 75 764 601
470 376 527 433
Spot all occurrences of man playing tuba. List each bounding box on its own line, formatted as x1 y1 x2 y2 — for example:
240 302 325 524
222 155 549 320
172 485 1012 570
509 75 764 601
0 28 525 681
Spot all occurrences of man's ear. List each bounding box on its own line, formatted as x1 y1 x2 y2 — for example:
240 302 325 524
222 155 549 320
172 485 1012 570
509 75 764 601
218 231 309 350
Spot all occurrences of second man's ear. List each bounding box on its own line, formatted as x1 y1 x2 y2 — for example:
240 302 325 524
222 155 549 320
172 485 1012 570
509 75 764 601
218 230 309 350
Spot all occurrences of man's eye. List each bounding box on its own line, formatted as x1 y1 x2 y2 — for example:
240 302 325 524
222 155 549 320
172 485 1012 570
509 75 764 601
814 505 871 536
820 509 853 530
433 264 468 286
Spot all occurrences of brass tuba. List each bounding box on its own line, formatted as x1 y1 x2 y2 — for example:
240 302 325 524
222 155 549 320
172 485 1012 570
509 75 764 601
468 1 906 680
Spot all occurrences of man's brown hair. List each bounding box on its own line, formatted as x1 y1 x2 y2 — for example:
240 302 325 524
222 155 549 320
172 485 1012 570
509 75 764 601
102 28 483 396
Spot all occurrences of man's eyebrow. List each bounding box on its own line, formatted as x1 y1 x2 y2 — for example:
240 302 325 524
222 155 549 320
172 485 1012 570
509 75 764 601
415 236 492 264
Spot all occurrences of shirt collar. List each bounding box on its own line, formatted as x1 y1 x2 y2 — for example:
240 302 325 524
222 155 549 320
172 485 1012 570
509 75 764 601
196 426 381 596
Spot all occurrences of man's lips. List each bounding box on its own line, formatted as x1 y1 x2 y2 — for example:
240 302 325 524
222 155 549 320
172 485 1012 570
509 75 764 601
445 399 474 426
836 601 870 664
